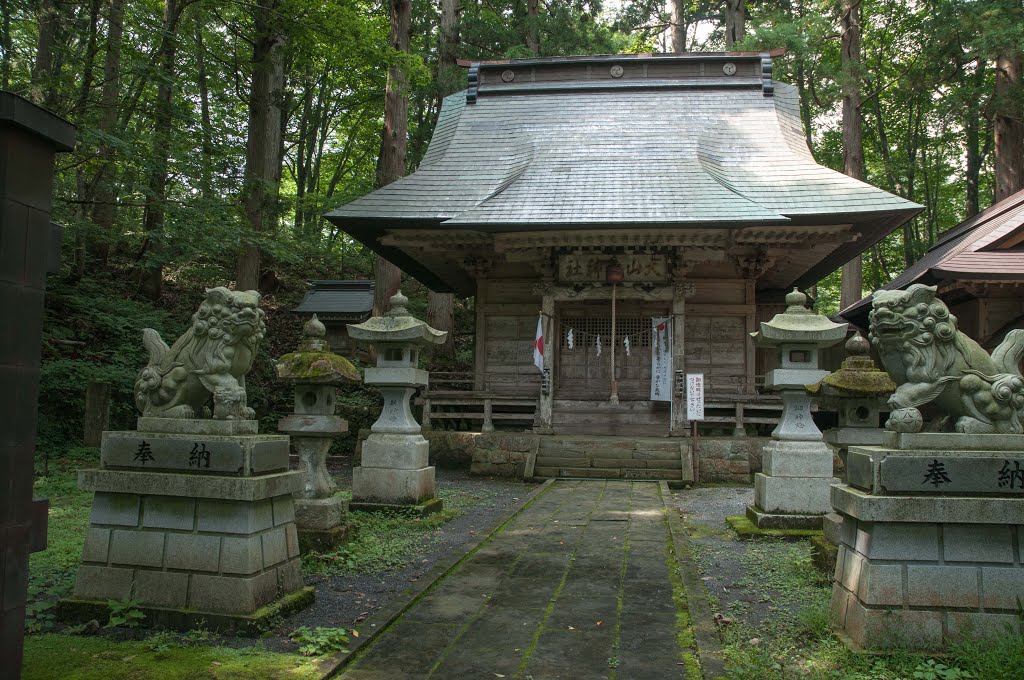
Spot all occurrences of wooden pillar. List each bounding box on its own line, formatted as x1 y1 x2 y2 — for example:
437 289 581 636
670 282 689 435
473 279 486 391
744 279 757 395
482 398 494 432
536 291 555 433
83 382 111 447
0 92 74 678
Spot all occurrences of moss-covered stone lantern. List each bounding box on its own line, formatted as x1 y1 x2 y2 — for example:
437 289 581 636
347 291 448 514
276 315 360 550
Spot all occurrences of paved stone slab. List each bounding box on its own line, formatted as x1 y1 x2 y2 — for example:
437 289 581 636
338 480 692 679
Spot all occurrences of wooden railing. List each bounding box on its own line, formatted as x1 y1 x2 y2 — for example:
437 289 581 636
419 371 785 434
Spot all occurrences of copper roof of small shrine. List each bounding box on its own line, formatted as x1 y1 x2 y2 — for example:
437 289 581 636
841 190 1024 325
326 53 921 292
293 280 374 318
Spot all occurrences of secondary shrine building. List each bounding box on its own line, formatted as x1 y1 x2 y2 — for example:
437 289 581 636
327 52 920 439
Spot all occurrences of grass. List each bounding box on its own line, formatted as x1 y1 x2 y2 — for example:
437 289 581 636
28 450 98 633
696 532 1024 679
22 634 322 679
302 485 496 576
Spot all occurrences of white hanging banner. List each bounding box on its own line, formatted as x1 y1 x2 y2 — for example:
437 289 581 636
567 328 575 350
650 317 672 402
687 373 705 421
595 335 602 357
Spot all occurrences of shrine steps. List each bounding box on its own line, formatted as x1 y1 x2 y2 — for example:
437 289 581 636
532 435 692 482
550 400 668 437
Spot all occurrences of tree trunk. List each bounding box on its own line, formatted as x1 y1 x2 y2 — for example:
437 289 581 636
139 0 184 300
373 0 412 316
965 62 986 217
840 0 863 310
90 0 124 265
427 291 455 358
0 0 11 90
671 0 687 52
724 0 745 49
526 0 539 55
30 0 58 106
994 52 1024 203
195 19 214 198
439 0 460 94
236 1 287 292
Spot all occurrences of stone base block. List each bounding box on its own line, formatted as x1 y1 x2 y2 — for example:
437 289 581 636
352 465 436 505
746 504 824 531
298 524 358 553
349 497 444 517
831 481 1024 651
294 496 348 531
72 462 305 621
58 586 314 635
754 473 835 515
361 433 429 469
822 512 843 545
761 440 834 477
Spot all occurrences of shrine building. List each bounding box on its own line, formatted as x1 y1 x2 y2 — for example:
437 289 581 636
326 52 920 474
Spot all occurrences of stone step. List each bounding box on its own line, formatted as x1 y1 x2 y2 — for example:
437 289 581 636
533 466 683 480
535 457 684 470
538 437 680 452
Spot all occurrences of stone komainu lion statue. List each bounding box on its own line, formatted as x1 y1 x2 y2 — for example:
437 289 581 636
869 284 1024 434
134 287 266 420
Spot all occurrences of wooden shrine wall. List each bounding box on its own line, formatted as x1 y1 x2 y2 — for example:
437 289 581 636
476 275 769 399
475 278 542 394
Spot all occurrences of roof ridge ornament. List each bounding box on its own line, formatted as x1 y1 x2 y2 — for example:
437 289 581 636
761 54 774 97
467 63 479 104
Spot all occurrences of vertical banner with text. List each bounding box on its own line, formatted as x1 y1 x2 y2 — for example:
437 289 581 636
650 316 672 401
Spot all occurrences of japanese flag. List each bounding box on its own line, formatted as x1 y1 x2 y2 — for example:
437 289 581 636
534 315 544 372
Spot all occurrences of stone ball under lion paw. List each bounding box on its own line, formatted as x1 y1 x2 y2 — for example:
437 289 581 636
886 407 923 433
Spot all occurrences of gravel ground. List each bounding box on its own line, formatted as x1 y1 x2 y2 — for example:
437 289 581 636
669 485 828 640
262 463 534 651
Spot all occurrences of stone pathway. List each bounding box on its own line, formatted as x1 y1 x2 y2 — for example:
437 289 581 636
338 480 692 680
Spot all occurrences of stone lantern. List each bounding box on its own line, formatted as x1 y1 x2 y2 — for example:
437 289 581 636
747 288 847 529
276 315 361 550
808 332 895 478
347 291 447 514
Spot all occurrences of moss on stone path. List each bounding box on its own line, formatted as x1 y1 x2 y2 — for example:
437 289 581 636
22 635 321 679
338 480 696 679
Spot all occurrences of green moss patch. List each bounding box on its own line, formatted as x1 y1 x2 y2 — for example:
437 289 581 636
275 351 360 383
725 515 822 539
22 634 322 679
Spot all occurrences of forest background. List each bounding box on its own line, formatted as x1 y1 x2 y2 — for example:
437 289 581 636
2 0 1022 453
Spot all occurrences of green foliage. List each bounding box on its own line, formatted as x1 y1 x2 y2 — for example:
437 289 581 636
289 626 351 657
303 486 485 575
913 659 975 680
105 597 145 629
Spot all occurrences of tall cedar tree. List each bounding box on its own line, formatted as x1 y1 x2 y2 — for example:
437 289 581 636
237 1 287 291
840 0 864 310
373 0 411 317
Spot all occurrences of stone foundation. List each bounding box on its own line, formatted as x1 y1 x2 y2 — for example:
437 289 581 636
380 430 762 483
72 486 304 614
830 433 1024 650
66 422 308 625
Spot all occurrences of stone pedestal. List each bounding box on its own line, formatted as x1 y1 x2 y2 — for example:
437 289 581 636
350 432 441 514
61 418 310 629
748 393 839 530
831 432 1024 650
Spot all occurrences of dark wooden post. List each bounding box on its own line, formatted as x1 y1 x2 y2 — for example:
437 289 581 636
0 92 74 676
83 382 111 447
